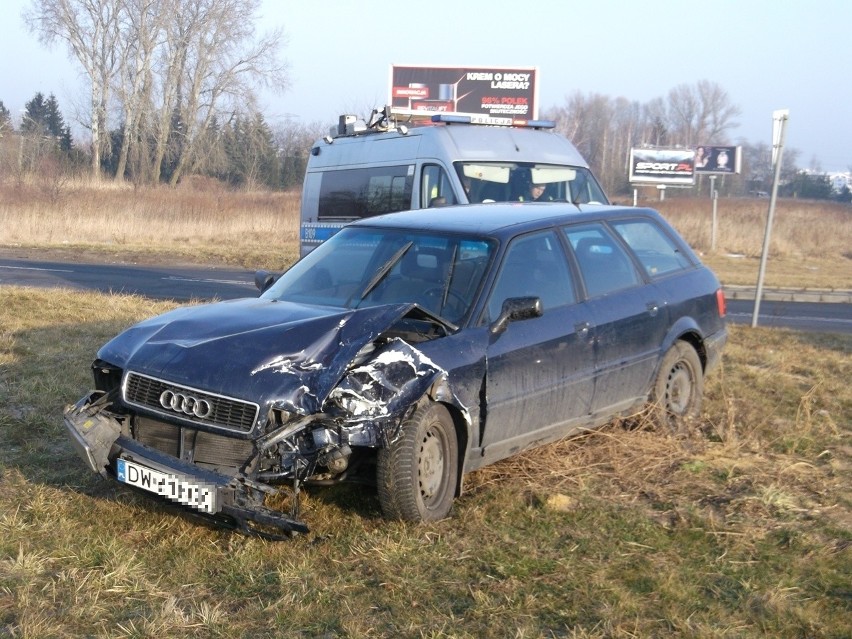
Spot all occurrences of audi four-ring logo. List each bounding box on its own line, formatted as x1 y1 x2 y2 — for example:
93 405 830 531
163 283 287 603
159 390 213 419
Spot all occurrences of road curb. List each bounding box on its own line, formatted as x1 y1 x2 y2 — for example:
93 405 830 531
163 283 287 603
725 285 852 303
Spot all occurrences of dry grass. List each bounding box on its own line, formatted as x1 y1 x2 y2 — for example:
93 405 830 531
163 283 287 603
1 286 850 638
0 178 301 270
1 180 850 289
657 198 852 288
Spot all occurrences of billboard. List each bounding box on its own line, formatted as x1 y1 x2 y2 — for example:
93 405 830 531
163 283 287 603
629 148 695 185
694 145 741 174
390 65 539 124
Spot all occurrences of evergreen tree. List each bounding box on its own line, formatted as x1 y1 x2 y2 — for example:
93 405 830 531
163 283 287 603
44 95 65 137
23 92 49 135
783 172 834 200
22 92 72 151
0 100 10 133
219 112 280 189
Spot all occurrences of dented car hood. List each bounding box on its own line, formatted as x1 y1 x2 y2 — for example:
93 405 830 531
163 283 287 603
98 298 431 416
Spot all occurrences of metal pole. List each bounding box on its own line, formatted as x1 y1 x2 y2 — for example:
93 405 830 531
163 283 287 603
710 175 718 253
752 110 789 328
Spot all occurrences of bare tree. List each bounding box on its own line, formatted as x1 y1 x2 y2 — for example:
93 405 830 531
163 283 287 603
26 0 288 186
546 92 644 194
609 96 642 193
642 97 671 147
273 119 325 189
113 0 171 181
25 0 123 178
666 80 741 146
153 0 289 185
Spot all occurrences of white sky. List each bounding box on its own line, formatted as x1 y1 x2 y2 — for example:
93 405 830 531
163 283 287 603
2 0 848 171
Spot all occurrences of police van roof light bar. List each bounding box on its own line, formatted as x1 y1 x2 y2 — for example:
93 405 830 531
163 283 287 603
431 114 472 124
525 119 557 129
430 114 555 129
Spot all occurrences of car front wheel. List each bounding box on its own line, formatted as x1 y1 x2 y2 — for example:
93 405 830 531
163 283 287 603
652 341 704 429
377 401 458 522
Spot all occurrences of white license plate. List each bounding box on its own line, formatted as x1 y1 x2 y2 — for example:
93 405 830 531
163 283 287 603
116 458 218 514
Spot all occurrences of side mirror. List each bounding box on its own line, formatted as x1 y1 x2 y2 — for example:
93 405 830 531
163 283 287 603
490 296 543 335
254 270 276 293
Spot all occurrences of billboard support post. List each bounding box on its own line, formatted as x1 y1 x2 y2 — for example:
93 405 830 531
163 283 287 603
751 109 789 328
710 175 718 253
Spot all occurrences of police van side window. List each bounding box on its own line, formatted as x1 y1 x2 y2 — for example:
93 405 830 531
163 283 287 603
318 165 414 220
421 164 458 208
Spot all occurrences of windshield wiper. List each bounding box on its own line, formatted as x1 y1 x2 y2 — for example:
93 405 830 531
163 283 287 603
440 244 458 311
357 241 413 301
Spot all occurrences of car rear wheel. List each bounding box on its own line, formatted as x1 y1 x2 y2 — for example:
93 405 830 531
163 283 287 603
652 341 704 429
377 401 458 522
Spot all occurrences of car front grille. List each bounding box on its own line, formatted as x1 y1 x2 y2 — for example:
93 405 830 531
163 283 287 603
123 372 259 433
134 417 255 474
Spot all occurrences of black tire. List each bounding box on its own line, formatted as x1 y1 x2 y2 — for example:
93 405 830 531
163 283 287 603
652 341 704 429
377 402 458 522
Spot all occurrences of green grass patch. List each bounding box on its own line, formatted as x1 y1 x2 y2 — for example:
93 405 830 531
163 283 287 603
1 286 850 637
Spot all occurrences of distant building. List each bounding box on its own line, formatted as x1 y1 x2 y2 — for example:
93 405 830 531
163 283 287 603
801 169 851 195
828 172 851 194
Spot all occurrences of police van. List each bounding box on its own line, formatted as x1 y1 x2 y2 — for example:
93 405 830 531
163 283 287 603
300 108 608 255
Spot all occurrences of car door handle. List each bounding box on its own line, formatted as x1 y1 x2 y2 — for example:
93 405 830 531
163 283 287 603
574 321 592 338
647 302 660 317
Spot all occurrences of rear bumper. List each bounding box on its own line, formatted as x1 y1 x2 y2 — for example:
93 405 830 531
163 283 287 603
703 326 727 374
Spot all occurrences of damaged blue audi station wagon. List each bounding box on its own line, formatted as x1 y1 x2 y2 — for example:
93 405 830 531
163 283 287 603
64 204 727 536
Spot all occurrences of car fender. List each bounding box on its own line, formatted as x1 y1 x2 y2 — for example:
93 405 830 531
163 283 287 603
658 315 707 370
327 337 471 445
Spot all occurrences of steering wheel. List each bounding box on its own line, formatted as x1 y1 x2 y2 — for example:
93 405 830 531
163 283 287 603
422 287 468 319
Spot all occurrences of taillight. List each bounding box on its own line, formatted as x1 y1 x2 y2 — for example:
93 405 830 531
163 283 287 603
716 288 727 318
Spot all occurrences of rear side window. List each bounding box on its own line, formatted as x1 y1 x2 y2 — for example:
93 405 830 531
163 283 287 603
564 224 641 298
610 219 693 277
318 165 414 220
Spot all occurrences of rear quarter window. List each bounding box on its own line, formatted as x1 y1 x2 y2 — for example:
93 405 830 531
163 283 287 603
563 223 640 298
610 218 693 278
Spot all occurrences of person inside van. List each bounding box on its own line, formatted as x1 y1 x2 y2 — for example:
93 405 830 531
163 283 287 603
520 181 552 202
461 176 476 203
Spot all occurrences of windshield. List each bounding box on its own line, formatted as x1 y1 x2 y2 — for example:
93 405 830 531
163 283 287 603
456 162 608 205
262 227 495 325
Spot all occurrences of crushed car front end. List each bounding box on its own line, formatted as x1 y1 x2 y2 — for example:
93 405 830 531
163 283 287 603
64 299 469 538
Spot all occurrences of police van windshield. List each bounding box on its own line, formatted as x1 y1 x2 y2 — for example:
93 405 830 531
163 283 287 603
456 162 608 205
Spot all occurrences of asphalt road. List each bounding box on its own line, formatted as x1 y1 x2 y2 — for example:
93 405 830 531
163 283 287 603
1 256 850 334
0 256 257 301
726 299 852 334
